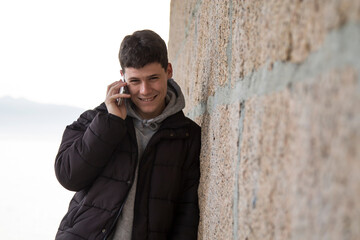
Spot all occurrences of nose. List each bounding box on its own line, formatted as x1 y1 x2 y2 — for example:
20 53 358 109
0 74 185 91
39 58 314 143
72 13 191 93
140 81 151 95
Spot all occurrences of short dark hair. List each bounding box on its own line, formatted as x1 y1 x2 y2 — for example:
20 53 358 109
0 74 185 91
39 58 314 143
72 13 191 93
119 30 168 72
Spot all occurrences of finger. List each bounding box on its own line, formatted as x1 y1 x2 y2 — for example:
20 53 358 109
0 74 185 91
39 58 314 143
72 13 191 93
108 81 127 93
117 93 132 106
110 93 131 101
106 93 131 104
107 81 120 92
107 81 127 96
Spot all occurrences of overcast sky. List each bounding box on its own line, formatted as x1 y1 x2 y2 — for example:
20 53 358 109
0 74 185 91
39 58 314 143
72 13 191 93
0 0 171 109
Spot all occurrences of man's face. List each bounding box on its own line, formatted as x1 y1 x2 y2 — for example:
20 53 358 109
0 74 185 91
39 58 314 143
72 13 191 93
122 62 172 119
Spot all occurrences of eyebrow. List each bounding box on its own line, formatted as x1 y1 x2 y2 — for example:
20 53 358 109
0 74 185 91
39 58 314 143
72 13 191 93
147 74 160 79
127 74 161 81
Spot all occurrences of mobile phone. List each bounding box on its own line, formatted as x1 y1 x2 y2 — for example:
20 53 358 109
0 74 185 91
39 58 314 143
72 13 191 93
117 75 128 106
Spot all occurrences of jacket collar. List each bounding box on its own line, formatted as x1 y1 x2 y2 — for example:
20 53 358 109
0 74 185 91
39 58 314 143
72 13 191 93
96 102 189 140
158 111 190 130
98 101 189 128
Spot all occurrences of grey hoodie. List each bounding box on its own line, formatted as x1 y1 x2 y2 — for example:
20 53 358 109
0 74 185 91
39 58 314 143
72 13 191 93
111 78 185 240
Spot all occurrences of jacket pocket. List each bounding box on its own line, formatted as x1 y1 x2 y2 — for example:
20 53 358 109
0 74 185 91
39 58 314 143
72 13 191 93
59 201 78 230
59 190 87 230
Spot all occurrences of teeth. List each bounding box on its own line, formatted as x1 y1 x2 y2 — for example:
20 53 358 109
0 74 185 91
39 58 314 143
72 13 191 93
140 96 155 102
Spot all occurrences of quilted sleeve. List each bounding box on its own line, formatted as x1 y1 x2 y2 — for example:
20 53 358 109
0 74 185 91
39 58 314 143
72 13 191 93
54 109 127 191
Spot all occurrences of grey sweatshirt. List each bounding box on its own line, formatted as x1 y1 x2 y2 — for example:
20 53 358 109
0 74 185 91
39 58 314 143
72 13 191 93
110 78 185 240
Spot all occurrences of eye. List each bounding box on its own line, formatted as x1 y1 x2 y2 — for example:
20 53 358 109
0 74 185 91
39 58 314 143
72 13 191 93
129 79 140 85
149 76 159 81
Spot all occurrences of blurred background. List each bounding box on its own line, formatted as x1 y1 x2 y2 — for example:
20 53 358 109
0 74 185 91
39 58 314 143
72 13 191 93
0 0 170 239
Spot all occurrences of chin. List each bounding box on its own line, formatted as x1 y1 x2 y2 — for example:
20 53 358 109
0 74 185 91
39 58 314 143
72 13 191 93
142 108 157 116
141 107 163 118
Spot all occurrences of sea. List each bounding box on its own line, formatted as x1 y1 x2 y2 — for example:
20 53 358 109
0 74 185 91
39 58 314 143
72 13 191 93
0 97 82 239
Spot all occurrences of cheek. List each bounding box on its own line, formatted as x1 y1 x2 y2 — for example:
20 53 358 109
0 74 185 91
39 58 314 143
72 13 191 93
159 82 167 95
127 86 136 95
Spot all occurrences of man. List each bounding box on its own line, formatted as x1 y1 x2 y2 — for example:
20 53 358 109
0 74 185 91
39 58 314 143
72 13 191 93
54 30 201 240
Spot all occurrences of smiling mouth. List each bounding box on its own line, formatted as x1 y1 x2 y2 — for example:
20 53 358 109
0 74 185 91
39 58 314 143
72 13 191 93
139 95 157 102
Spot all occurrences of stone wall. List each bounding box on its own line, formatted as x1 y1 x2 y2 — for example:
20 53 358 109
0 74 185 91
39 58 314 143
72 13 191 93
168 0 360 239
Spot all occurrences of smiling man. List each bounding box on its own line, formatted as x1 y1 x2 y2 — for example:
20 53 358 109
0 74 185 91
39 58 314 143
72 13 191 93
54 30 201 240
122 62 170 119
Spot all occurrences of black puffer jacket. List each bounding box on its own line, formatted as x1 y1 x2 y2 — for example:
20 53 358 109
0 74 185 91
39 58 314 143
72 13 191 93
55 103 201 240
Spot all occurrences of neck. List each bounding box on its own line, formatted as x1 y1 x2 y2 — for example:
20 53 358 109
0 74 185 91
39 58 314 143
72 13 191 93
136 100 166 120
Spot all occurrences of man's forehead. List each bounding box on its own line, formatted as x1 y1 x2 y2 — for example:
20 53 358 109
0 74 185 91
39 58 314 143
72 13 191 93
124 62 166 77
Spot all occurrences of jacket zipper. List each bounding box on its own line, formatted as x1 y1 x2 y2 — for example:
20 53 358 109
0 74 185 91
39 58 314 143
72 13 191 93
104 153 138 239
103 191 129 240
104 128 177 239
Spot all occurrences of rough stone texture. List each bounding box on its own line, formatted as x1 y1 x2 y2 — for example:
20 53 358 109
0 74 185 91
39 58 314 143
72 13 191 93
238 68 360 240
229 0 360 83
168 0 360 239
198 103 241 240
169 0 232 114
169 0 360 108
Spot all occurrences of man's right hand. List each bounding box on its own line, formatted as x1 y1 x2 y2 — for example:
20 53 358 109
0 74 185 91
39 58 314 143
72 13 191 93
105 80 131 120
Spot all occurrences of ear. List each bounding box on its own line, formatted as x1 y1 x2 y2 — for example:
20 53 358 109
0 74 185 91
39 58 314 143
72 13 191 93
166 63 173 79
120 69 124 77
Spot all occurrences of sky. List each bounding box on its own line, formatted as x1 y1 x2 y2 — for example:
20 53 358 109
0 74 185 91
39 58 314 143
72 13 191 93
0 0 171 109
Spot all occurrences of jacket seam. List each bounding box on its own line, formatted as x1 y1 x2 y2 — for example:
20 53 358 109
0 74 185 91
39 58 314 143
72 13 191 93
149 197 176 203
88 125 118 147
57 229 87 240
98 175 130 183
82 203 113 213
153 163 181 168
148 229 168 233
74 144 102 169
